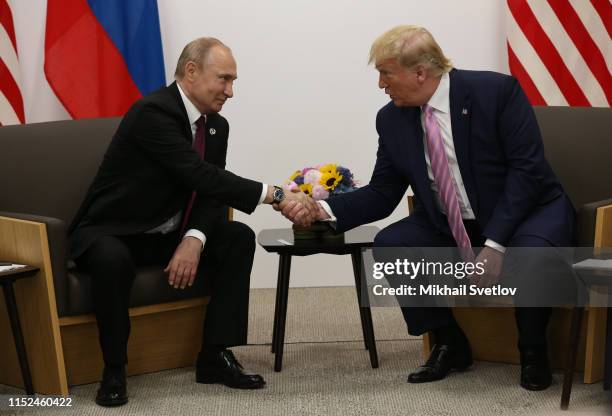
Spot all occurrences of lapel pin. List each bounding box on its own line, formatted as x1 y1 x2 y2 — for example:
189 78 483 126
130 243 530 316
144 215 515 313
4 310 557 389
209 128 216 135
462 108 468 115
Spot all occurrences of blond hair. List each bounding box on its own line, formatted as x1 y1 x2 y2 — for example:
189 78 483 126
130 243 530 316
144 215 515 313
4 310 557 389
369 25 452 76
174 37 229 78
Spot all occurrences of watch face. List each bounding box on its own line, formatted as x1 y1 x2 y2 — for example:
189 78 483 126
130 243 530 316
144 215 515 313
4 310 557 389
273 187 284 203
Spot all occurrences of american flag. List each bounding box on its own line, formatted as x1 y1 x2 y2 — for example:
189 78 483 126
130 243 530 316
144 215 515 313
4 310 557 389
0 0 24 125
507 0 611 107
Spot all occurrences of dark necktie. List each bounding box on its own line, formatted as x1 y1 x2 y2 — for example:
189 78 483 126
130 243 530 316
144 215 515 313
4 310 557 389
179 116 206 236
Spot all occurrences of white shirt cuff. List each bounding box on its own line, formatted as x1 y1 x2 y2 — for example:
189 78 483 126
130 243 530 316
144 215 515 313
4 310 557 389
258 183 268 205
184 229 206 252
318 200 337 223
484 239 506 254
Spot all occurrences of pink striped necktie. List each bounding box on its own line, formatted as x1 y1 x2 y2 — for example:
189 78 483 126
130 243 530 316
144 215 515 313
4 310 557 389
422 104 474 261
179 116 206 236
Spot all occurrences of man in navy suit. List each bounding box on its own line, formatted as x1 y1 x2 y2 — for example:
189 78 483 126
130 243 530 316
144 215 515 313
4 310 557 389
280 25 575 390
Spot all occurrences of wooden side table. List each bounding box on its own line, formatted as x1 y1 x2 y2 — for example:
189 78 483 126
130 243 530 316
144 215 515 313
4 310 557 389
258 225 379 372
1 265 39 395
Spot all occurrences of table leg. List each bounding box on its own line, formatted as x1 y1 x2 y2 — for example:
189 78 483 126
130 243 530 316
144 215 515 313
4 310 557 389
271 255 285 354
561 306 584 410
351 250 379 369
352 255 369 350
274 254 292 372
604 290 611 391
2 281 34 395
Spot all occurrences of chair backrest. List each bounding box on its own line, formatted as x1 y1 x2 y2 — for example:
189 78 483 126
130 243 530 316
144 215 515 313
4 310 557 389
0 118 121 225
533 106 612 210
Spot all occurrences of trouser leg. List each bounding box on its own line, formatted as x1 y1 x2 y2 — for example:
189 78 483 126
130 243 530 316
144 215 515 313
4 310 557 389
505 234 575 350
75 236 136 367
198 221 256 348
373 215 460 336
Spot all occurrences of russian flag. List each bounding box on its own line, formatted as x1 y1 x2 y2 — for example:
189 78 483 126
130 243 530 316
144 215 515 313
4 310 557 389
44 0 165 119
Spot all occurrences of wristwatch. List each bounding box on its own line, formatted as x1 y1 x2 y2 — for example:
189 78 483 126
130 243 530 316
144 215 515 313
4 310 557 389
272 186 285 204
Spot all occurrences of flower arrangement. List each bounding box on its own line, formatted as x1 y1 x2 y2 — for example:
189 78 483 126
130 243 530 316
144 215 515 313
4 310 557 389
283 163 358 200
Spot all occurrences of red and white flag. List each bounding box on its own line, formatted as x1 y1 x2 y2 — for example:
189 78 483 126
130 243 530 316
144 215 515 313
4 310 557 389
0 0 24 125
507 0 611 107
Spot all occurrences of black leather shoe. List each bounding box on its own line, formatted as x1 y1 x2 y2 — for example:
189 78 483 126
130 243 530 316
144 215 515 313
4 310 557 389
95 366 128 407
520 348 552 391
407 343 473 383
196 350 265 389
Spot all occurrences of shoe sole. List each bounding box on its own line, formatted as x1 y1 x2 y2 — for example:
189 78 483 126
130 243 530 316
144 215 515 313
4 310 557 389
407 361 473 384
95 397 128 407
520 379 552 391
196 375 265 389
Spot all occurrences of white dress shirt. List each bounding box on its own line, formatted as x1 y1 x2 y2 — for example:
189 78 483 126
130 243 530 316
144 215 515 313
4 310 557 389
320 72 504 253
147 83 268 249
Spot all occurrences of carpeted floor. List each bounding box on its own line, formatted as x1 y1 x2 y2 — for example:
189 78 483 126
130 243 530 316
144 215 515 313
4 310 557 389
1 287 610 416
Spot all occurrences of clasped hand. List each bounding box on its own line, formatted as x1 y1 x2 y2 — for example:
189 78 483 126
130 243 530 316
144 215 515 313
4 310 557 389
273 189 322 227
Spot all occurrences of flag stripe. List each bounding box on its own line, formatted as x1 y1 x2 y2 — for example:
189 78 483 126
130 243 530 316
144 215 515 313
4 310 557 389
0 0 16 52
0 0 23 125
0 23 19 82
547 0 611 105
86 0 165 96
508 0 591 106
0 89 20 125
507 43 546 105
570 0 612 69
589 0 612 38
45 0 142 118
528 0 608 106
0 57 24 123
506 3 569 105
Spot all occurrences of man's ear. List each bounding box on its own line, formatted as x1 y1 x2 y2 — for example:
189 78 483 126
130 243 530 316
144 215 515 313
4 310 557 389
184 61 198 81
414 65 427 83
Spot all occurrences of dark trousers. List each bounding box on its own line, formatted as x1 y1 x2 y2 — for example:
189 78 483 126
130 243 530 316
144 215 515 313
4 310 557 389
74 221 256 367
373 213 571 350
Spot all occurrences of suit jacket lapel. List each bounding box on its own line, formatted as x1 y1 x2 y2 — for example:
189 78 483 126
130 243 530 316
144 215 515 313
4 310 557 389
449 69 478 215
168 81 194 143
203 114 221 162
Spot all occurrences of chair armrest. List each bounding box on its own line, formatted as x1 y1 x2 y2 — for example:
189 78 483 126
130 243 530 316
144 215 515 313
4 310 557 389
575 198 612 247
594 203 612 249
0 211 69 316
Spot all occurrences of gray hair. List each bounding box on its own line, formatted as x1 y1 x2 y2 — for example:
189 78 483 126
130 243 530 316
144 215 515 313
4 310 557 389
174 37 229 78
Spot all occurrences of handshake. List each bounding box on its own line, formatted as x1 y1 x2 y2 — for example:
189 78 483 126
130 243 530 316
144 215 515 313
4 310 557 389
266 185 329 227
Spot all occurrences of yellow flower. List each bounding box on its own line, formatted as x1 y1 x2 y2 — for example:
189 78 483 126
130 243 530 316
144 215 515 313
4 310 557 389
320 171 343 190
319 163 337 175
289 170 301 181
299 183 313 196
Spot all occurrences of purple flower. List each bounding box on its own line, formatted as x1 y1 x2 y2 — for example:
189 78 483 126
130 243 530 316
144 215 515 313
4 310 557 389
332 182 356 195
337 166 354 184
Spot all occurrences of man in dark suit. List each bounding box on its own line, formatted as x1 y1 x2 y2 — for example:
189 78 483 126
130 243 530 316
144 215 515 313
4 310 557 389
280 25 575 391
70 37 316 407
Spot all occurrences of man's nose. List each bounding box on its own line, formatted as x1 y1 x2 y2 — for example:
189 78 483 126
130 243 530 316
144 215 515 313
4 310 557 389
378 75 386 89
225 82 234 98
